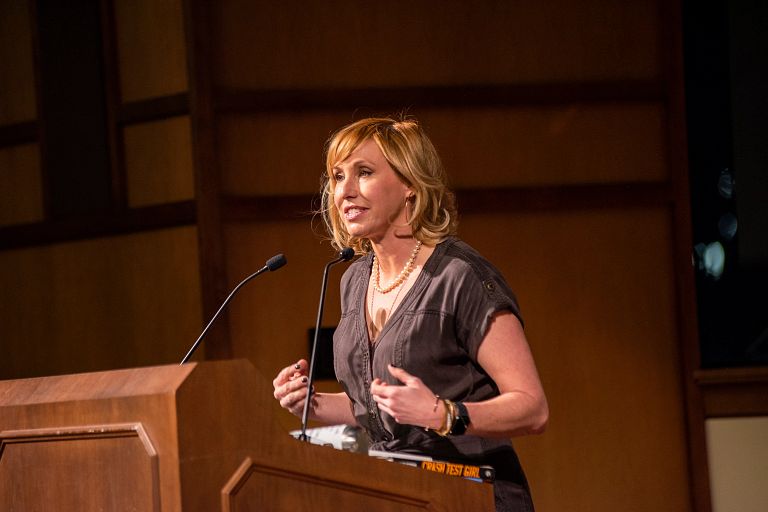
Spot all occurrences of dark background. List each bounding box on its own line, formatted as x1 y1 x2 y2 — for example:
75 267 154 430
684 0 768 367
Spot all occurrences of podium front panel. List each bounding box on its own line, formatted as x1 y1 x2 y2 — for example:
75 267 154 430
0 423 160 511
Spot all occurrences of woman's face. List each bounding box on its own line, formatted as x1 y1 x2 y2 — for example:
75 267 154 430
332 139 411 243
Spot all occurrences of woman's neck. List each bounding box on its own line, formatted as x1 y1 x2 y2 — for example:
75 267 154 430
370 236 435 286
371 237 416 274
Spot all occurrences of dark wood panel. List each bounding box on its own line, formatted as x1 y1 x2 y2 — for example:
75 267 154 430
212 1 662 90
0 200 195 250
35 1 112 218
216 80 665 113
456 182 672 213
695 367 768 417
0 122 38 148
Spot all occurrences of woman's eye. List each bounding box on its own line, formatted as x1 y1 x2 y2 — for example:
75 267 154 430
333 173 344 182
359 168 372 177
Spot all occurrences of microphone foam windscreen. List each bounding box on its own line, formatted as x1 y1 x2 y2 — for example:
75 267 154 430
266 253 287 271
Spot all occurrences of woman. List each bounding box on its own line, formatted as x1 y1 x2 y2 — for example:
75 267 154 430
273 116 548 511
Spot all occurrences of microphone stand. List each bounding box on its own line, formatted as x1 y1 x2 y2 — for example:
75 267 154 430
180 254 286 365
299 248 354 441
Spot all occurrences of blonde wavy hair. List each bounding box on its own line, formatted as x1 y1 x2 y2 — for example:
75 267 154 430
321 116 457 254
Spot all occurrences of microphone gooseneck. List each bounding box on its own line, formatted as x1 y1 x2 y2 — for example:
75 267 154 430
299 248 355 441
180 253 287 364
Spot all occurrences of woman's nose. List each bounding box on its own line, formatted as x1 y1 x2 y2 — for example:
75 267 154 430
339 176 358 198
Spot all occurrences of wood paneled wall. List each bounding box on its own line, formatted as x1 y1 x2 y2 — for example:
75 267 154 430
0 0 200 380
463 209 688 511
0 227 202 379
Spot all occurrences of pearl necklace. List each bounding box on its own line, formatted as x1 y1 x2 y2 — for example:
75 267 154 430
372 240 423 294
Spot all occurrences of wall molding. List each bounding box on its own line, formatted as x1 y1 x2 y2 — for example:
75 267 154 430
222 182 673 223
119 93 190 125
0 122 38 149
696 367 768 417
0 182 673 251
215 80 665 113
0 200 196 250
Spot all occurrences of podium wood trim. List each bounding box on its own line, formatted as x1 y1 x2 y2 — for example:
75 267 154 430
0 422 157 454
221 455 433 511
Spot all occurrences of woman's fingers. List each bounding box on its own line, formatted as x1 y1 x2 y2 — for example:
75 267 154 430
370 366 438 427
272 359 314 416
370 378 390 398
275 373 307 399
278 378 316 415
280 384 307 411
273 359 308 386
386 364 422 387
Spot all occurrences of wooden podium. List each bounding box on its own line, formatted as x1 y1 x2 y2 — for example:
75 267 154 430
0 360 494 511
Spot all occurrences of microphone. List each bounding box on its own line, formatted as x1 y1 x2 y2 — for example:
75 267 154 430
299 248 355 441
180 253 287 364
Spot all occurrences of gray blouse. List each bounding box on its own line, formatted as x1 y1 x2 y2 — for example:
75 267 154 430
333 237 530 491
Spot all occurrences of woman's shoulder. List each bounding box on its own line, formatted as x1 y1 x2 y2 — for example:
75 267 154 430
437 238 523 324
436 237 503 280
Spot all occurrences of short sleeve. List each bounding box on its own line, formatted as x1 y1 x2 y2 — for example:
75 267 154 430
451 252 522 361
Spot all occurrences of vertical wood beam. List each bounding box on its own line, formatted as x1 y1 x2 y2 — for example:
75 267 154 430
183 0 231 359
662 1 713 510
27 0 49 219
99 0 127 212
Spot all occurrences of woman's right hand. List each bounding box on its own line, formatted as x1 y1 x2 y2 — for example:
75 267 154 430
272 359 311 417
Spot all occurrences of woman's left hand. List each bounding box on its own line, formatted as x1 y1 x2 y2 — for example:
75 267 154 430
371 364 444 429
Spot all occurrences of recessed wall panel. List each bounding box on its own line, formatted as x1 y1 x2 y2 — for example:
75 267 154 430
459 208 688 512
0 0 36 124
218 112 352 197
0 144 43 226
214 0 660 89
424 105 666 187
219 104 666 197
114 0 188 101
124 116 195 207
